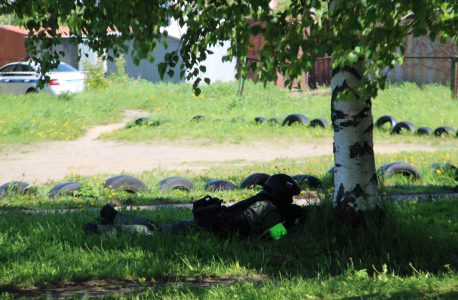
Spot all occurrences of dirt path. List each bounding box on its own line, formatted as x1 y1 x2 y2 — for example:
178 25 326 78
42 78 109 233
0 110 452 184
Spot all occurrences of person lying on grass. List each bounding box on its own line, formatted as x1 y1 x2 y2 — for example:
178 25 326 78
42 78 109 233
85 174 306 240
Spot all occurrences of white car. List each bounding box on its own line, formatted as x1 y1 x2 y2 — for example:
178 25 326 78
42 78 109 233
0 61 85 95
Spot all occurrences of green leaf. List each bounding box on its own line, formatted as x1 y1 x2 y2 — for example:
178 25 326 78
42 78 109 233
195 87 201 96
199 65 206 72
167 69 174 78
348 52 358 63
429 31 437 42
204 78 211 85
69 15 77 29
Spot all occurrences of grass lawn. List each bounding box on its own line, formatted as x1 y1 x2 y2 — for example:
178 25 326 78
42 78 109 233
1 79 458 299
1 195 458 299
0 79 457 146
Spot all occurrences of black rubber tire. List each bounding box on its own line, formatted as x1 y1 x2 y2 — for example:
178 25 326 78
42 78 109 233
158 176 196 193
240 173 270 189
391 121 416 134
26 88 36 94
104 175 147 193
0 181 35 197
417 126 432 135
254 116 267 124
434 126 455 137
292 174 322 189
432 163 458 179
232 118 245 123
309 118 329 128
375 115 397 129
269 118 283 124
192 115 207 122
377 162 421 181
134 117 151 125
47 182 82 198
282 114 309 126
203 180 238 192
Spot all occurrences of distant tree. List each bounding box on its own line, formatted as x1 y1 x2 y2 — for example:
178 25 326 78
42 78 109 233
1 0 457 220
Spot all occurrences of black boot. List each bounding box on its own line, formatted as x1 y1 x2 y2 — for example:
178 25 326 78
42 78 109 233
85 222 98 235
96 203 119 225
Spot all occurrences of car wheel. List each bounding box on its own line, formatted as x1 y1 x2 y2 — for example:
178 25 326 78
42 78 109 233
158 176 196 193
292 174 322 189
269 118 283 124
47 182 82 198
104 175 147 193
282 114 309 126
240 173 270 189
377 162 421 181
434 126 455 137
417 126 432 135
0 181 35 197
375 115 397 129
26 88 36 94
391 121 416 134
203 180 238 192
134 117 151 125
309 118 329 128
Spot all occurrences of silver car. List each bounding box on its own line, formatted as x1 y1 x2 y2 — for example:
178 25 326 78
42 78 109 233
0 61 85 95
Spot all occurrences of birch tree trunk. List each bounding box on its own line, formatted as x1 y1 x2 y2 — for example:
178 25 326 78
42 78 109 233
328 0 379 219
331 58 379 217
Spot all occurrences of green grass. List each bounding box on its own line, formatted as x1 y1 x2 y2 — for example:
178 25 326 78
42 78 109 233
1 80 457 146
1 194 458 298
0 149 456 211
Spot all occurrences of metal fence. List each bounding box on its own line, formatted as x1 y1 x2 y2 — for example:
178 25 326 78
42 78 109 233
237 56 458 98
307 57 458 99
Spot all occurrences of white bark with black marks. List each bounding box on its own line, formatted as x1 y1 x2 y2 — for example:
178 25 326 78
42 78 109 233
331 58 379 213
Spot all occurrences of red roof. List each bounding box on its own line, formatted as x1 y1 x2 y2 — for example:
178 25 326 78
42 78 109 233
0 25 117 36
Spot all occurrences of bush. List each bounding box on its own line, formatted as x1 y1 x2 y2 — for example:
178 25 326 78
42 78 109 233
110 54 130 83
83 59 110 90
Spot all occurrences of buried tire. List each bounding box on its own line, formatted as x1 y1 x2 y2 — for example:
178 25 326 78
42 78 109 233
158 176 196 193
255 116 268 124
377 162 421 181
134 117 151 125
417 126 432 135
282 114 309 126
47 182 82 198
391 121 416 134
269 117 283 124
0 181 36 197
432 163 458 179
309 118 329 128
104 175 147 193
192 115 207 122
204 180 238 192
292 174 322 189
375 115 397 130
434 126 455 137
240 173 270 189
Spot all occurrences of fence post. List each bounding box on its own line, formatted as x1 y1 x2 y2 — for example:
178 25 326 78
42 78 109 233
451 57 456 100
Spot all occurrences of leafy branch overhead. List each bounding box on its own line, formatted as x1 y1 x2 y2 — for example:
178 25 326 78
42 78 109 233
1 0 457 96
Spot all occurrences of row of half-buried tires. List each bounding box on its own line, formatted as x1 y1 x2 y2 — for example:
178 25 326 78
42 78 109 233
135 114 330 128
0 173 323 199
376 115 458 136
2 161 455 199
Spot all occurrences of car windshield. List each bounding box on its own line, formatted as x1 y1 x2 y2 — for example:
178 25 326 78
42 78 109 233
50 64 78 72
